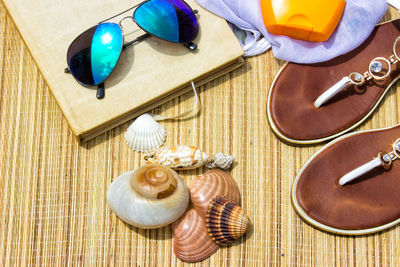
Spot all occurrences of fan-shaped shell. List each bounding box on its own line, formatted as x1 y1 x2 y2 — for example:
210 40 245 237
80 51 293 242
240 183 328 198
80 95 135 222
107 165 189 229
145 145 209 170
125 114 166 152
190 169 240 219
206 196 250 245
172 209 220 263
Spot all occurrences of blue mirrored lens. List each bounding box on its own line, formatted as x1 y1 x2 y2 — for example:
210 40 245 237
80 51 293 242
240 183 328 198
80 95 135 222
67 23 123 86
91 23 123 85
134 0 198 43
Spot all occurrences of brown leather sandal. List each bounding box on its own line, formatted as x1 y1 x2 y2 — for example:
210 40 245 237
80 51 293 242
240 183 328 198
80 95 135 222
268 19 400 144
292 124 400 235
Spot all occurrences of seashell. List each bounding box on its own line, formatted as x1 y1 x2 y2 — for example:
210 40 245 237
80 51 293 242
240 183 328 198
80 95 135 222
206 153 235 170
172 209 220 263
206 196 250 245
107 164 189 229
125 114 166 152
190 169 240 219
145 145 209 170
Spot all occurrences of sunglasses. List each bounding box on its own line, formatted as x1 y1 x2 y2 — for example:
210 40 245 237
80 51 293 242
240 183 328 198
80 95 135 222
65 0 199 99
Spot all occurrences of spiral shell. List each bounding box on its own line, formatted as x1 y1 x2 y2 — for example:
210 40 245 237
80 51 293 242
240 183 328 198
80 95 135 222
206 153 235 170
206 196 250 245
172 209 220 263
190 169 240 219
125 114 166 152
145 145 209 170
107 164 189 229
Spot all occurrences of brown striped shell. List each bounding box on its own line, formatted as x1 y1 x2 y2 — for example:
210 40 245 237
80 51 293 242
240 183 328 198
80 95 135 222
190 169 240 219
206 196 250 245
172 209 220 263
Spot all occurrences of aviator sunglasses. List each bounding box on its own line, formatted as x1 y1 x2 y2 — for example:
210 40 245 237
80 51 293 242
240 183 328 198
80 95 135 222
65 0 199 99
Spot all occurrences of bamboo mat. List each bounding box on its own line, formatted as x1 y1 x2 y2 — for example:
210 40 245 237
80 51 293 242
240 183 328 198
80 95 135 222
2 2 400 265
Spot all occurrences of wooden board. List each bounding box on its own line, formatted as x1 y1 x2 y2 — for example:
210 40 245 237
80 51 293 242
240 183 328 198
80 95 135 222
2 2 400 266
1 0 244 142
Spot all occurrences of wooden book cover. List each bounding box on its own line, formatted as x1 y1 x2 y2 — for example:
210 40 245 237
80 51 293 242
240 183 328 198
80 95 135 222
2 0 244 143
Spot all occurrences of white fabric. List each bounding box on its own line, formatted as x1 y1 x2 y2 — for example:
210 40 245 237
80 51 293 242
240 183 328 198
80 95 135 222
196 0 388 63
387 0 400 11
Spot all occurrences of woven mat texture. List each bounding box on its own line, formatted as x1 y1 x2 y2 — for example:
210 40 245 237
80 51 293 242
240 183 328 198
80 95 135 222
2 2 400 266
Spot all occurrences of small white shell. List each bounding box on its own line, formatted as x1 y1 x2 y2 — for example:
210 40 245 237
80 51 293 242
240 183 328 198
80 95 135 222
206 153 235 170
125 114 166 152
145 145 209 170
107 167 189 229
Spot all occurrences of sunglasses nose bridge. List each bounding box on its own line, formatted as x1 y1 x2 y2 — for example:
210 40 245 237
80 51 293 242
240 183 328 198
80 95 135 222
118 16 135 29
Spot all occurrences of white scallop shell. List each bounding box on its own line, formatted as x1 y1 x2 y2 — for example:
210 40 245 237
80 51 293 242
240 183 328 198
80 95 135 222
145 145 209 170
205 153 235 170
125 114 166 152
107 169 189 229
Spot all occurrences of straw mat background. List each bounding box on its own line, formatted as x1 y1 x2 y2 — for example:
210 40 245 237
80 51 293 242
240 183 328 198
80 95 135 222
2 2 400 266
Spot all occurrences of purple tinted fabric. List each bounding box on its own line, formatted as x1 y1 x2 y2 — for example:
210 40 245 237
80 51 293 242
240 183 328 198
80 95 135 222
195 0 388 63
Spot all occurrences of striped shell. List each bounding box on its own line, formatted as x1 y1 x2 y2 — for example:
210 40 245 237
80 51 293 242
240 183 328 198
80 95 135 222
190 169 240 219
145 145 209 170
125 114 166 152
172 209 220 263
206 196 250 245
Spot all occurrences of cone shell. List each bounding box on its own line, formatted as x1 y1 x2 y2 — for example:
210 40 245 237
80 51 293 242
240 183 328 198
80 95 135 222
172 209 220 263
206 196 250 245
190 169 240 219
125 114 166 152
145 145 209 170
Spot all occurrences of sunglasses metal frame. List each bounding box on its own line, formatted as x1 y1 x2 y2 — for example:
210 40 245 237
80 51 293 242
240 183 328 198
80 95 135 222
65 0 199 99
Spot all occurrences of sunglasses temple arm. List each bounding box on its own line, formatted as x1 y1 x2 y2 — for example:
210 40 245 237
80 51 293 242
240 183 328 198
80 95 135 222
63 69 105 99
97 83 105 99
184 42 197 50
123 33 151 49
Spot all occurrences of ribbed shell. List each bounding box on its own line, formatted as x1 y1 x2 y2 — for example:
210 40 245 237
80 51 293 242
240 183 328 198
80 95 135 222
125 114 166 152
206 196 250 245
190 169 240 219
172 209 220 263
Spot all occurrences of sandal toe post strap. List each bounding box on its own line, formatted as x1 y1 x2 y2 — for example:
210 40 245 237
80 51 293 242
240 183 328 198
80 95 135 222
338 157 383 185
314 77 351 108
339 138 400 186
314 36 400 108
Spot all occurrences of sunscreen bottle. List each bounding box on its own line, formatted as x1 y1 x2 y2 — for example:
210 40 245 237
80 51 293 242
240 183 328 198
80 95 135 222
261 0 346 42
